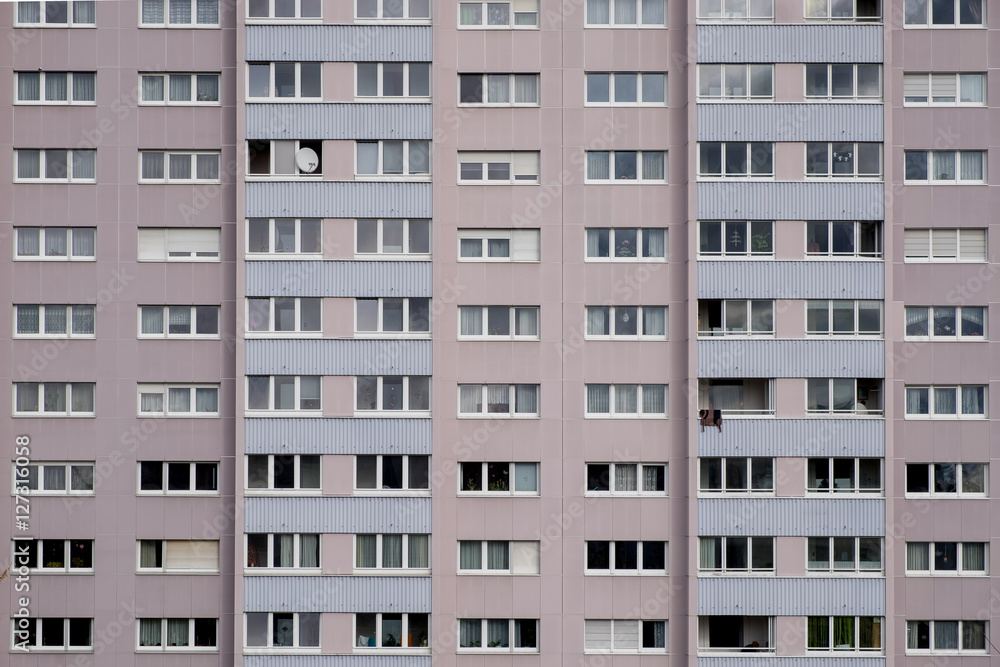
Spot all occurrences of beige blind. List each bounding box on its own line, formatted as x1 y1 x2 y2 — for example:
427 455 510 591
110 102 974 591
511 230 541 260
903 229 930 258
164 540 219 570
137 229 167 260
510 541 540 574
931 229 958 258
959 229 987 261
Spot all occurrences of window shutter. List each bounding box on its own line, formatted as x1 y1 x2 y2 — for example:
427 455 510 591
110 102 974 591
584 620 612 650
512 0 535 10
164 540 219 570
931 228 958 258
166 228 221 257
902 74 928 102
511 230 541 260
959 229 987 261
511 542 540 574
613 620 639 649
903 229 929 258
930 74 957 102
458 151 492 164
512 152 540 180
137 228 166 260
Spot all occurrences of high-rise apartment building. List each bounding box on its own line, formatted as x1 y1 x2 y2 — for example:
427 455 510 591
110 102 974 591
3 0 997 663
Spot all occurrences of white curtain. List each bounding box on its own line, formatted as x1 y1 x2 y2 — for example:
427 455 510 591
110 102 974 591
487 75 509 103
197 0 218 23
644 229 665 257
487 384 509 412
643 384 666 414
649 621 666 648
586 0 609 20
408 535 428 568
906 542 929 571
459 3 481 23
45 72 67 100
515 308 538 336
587 152 610 179
459 542 481 570
140 392 164 413
356 535 376 567
73 150 96 179
299 534 319 567
615 384 637 413
17 305 39 334
298 614 320 647
960 73 985 103
72 307 95 334
615 464 637 491
586 229 605 257
934 622 959 649
963 621 986 650
166 619 188 647
19 1 41 22
642 151 665 179
169 0 191 23
142 0 163 22
17 228 40 256
43 465 65 490
642 0 664 22
643 465 661 491
139 619 161 646
18 73 40 100
195 388 218 412
905 387 927 414
45 306 67 333
514 463 537 492
169 75 191 102
960 151 984 180
933 387 957 415
587 385 610 413
142 153 164 179
460 307 482 335
459 385 482 414
278 534 294 567
515 385 538 414
140 541 160 568
643 307 665 336
382 534 403 568
487 620 509 647
73 0 95 22
197 154 219 180
45 229 67 256
142 75 164 101
487 541 509 570
197 75 218 101
614 0 636 22
514 74 538 103
73 73 95 101
142 307 164 334
460 620 481 647
587 307 609 335
963 543 985 570
18 150 41 179
699 538 717 569
487 238 508 256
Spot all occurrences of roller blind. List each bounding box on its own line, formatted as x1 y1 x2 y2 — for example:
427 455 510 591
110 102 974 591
166 228 221 257
512 152 540 179
931 229 958 258
511 229 540 260
958 229 987 260
164 540 219 570
903 229 929 258
930 74 957 101
511 541 540 574
902 74 928 101
584 620 612 650
137 228 167 260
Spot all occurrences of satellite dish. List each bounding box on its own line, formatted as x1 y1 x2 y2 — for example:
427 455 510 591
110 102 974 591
295 147 319 173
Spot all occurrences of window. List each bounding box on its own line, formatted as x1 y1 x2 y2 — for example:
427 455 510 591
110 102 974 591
139 73 219 103
14 539 94 572
698 221 773 257
357 0 430 19
905 463 988 496
459 74 539 105
14 463 95 495
586 463 666 494
247 0 321 19
246 534 320 569
15 0 96 25
139 151 220 182
137 619 217 650
586 151 666 182
247 376 322 412
459 151 540 184
584 620 666 652
697 0 773 20
904 150 986 183
806 617 882 651
357 376 431 412
356 219 430 256
904 72 986 105
246 298 322 334
15 72 95 104
697 64 773 100
246 612 320 649
459 228 539 260
586 228 666 260
585 306 666 338
807 537 883 572
458 384 539 417
355 454 430 492
805 143 882 178
586 540 667 574
355 534 429 570
586 0 665 25
140 0 220 26
138 306 219 338
697 300 773 336
458 306 539 338
15 149 95 182
805 300 882 336
806 458 882 493
458 0 538 26
806 379 882 415
138 228 221 261
137 540 220 572
247 62 321 99
805 0 881 19
904 386 987 419
699 537 774 572
356 63 431 98
903 228 987 262
458 619 538 651
357 298 431 335
15 305 95 337
805 64 881 100
138 462 219 494
585 72 667 105
905 306 986 339
355 613 428 648
247 218 322 256
699 458 774 493
137 384 219 417
357 141 430 177
904 0 985 26
458 541 539 573
586 385 666 417
699 142 773 178
459 462 539 493
806 221 882 257
12 618 93 651
14 383 95 416
14 227 95 260
247 140 322 176
246 455 321 491
906 620 987 653
905 542 988 575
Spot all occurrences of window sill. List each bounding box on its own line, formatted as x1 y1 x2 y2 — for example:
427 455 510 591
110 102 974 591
457 570 538 576
457 336 541 341
457 491 539 497
803 176 884 181
458 102 542 108
583 649 667 655
696 333 773 339
14 179 96 184
17 491 96 497
245 17 325 23
353 568 431 575
698 491 775 496
16 648 95 653
355 253 433 261
12 413 95 418
355 174 432 182
244 490 322 497
356 332 432 339
14 335 96 340
584 414 668 419
696 176 773 181
138 24 221 28
903 336 987 342
903 181 986 186
137 335 221 340
903 258 988 263
354 411 432 418
696 255 774 260
244 332 324 339
456 413 539 419
457 25 539 30
584 257 667 263
138 101 222 107
803 254 883 260
138 179 222 185
136 570 220 575
583 24 667 28
902 415 986 421
25 569 95 575
457 648 539 654
354 648 431 654
804 570 885 576
13 23 97 28
136 413 220 418
697 570 776 576
245 253 324 260
904 571 988 577
902 24 986 29
583 102 668 108
245 175 323 181
354 17 432 24
353 97 433 103
14 101 97 106
903 494 988 500
13 257 96 262
584 491 668 497
697 98 776 103
244 410 324 417
244 648 323 654
244 568 323 575
584 179 668 185
584 571 669 576
802 98 883 103
457 180 539 186
353 490 432 497
136 648 219 653
137 491 220 497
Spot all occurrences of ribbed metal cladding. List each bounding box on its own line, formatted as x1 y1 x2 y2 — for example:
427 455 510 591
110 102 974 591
697 182 884 220
696 25 883 63
245 418 432 454
245 181 432 218
245 25 432 61
244 576 431 613
245 261 431 297
698 659 886 667
246 657 432 667
245 497 431 533
696 104 883 142
697 498 885 536
697 339 884 378
697 261 884 299
698 418 884 458
245 339 431 375
246 104 433 140
697 577 885 616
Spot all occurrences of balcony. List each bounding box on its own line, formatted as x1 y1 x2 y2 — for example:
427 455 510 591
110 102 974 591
699 379 774 417
698 616 773 654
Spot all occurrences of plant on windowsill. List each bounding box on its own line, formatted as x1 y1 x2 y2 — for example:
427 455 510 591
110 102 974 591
45 561 63 568
488 480 508 491
71 557 86 568
488 640 505 647
383 634 399 647
752 233 770 253
465 480 479 491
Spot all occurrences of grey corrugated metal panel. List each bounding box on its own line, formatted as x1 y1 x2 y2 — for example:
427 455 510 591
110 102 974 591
245 261 432 297
244 576 431 612
697 577 884 616
698 659 886 667
245 339 431 375
697 339 884 378
697 181 884 220
246 104 432 141
246 657 432 667
245 25 432 61
245 181 432 218
245 497 430 533
696 104 883 142
696 25 883 63
697 498 885 536
697 261 884 299
698 419 884 458
245 418 431 455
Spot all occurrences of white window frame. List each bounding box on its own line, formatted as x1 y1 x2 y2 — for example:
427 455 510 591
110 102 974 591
584 384 667 418
697 299 774 337
14 227 96 261
137 228 221 261
905 542 989 576
904 462 989 497
585 150 667 183
806 616 883 652
698 142 774 179
11 618 93 651
14 0 96 26
698 457 775 494
905 620 988 653
458 461 540 494
356 140 431 178
903 0 985 27
246 139 323 177
805 536 884 573
903 72 987 106
354 612 430 650
696 0 773 21
585 306 667 339
805 378 883 415
904 386 988 419
356 218 432 257
245 454 322 492
805 457 883 494
356 297 432 336
903 228 987 262
698 536 775 573
15 149 96 182
805 142 883 179
696 64 774 100
805 220 883 258
457 384 540 417
246 62 322 100
585 227 667 261
457 306 540 339
355 62 431 99
139 151 221 183
354 454 431 493
457 228 540 261
805 300 883 337
458 73 540 106
13 462 95 496
697 220 774 258
14 71 96 105
139 0 220 27
247 218 324 257
353 534 430 572
458 151 540 184
804 0 882 20
584 619 667 653
804 64 882 101
585 540 667 575
136 618 218 651
585 72 668 105
13 383 95 417
245 612 321 650
247 0 322 20
585 0 666 26
245 533 321 570
137 461 219 495
356 376 432 414
137 305 220 338
136 384 220 417
245 297 323 336
903 150 986 184
138 73 221 105
356 0 431 21
457 619 539 652
246 376 322 413
457 540 540 574
136 540 220 573
457 0 539 27
14 304 95 338
12 539 94 573
904 306 987 340
584 462 667 495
